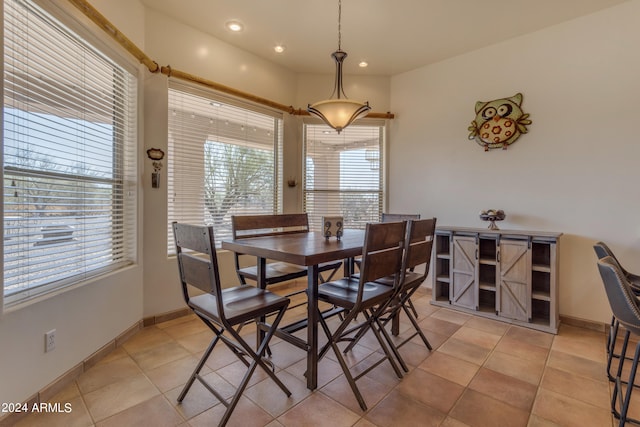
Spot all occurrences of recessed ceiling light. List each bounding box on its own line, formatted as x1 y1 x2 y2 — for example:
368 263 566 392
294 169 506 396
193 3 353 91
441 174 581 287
226 20 244 32
274 45 286 54
358 61 368 68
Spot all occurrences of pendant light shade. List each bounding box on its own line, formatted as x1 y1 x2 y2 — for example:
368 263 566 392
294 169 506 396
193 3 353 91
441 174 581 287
307 1 370 133
308 98 370 133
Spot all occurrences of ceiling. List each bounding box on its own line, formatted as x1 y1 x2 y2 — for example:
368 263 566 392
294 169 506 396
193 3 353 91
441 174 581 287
139 0 628 76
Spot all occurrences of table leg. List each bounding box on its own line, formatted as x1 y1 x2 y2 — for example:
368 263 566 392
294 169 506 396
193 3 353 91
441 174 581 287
391 297 400 335
343 257 353 277
306 264 320 390
257 257 267 350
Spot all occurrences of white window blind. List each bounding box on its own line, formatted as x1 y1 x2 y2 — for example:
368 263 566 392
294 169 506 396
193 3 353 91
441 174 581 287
3 0 138 305
168 84 283 251
304 122 385 231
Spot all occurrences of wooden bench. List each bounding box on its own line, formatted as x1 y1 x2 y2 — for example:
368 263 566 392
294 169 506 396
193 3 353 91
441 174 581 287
231 213 343 305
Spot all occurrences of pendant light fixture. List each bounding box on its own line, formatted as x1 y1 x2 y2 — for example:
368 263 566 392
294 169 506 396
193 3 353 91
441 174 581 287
307 0 370 133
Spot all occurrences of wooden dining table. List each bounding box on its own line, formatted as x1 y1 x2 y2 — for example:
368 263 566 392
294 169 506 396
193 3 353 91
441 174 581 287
222 228 366 390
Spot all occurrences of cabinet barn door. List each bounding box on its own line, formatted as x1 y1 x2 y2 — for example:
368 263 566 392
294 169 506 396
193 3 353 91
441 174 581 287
451 236 478 310
498 239 531 321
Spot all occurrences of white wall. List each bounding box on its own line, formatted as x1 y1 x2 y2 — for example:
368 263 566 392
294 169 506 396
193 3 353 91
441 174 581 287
0 0 146 405
90 0 145 49
0 268 143 404
140 9 303 316
4 0 633 408
144 9 298 107
139 10 393 316
389 0 640 324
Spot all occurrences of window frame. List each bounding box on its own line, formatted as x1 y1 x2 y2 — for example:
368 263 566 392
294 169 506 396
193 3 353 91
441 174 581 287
2 0 140 309
167 81 284 252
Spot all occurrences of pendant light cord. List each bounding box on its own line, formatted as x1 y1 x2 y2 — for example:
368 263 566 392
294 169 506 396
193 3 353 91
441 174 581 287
337 0 342 51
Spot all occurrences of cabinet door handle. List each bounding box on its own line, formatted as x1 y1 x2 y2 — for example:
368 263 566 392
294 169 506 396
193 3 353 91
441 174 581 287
475 248 478 260
497 250 500 263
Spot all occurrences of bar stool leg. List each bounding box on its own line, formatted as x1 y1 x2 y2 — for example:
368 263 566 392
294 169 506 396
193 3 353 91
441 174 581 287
616 330 631 381
619 342 640 426
608 319 619 380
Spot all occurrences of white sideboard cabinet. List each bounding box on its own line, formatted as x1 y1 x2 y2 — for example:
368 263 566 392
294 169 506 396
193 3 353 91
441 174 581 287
432 226 562 334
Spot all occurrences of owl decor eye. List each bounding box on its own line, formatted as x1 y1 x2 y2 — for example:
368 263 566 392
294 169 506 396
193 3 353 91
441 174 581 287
468 93 532 151
497 104 513 117
481 107 497 120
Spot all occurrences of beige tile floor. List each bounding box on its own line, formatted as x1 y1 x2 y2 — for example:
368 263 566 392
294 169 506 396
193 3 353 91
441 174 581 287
9 285 624 427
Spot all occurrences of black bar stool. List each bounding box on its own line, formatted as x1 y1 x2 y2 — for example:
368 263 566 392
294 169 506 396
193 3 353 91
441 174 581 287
597 256 640 426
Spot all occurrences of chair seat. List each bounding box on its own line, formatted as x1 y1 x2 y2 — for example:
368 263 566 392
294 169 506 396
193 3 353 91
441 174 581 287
402 271 425 287
238 262 308 284
238 260 343 284
190 286 289 325
353 271 421 287
392 271 425 290
317 277 394 309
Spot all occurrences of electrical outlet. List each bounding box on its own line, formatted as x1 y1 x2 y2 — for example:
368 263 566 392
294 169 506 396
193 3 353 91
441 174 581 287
45 329 56 352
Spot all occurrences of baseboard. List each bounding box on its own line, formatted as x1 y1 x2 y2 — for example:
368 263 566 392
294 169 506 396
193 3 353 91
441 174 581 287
143 307 191 327
559 315 607 333
0 393 38 427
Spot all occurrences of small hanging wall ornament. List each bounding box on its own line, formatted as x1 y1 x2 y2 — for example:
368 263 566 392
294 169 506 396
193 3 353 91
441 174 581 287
146 148 165 188
468 92 532 151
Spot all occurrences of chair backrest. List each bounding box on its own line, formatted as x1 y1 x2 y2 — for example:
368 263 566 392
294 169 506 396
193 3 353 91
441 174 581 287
381 213 420 223
594 241 631 277
597 256 640 335
359 221 407 289
231 213 309 239
402 217 437 279
172 222 224 313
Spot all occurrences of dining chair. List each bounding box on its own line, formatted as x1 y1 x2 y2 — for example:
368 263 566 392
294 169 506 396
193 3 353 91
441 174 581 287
380 213 421 318
352 213 420 281
231 214 309 286
231 213 342 305
378 218 436 346
172 222 291 427
316 221 407 411
594 241 640 382
597 256 640 426
345 218 437 370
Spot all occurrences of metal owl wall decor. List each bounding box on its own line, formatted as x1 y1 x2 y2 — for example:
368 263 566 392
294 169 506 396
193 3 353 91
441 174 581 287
468 92 532 151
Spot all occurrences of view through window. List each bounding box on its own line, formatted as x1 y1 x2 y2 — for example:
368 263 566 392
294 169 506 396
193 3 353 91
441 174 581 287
304 122 385 231
167 84 283 251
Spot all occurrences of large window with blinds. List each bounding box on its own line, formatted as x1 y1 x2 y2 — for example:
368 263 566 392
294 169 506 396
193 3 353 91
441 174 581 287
167 84 283 251
304 122 385 230
2 0 138 305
